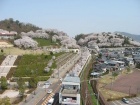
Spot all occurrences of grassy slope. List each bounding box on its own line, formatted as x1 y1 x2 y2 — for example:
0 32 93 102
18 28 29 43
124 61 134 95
34 38 61 47
13 52 63 77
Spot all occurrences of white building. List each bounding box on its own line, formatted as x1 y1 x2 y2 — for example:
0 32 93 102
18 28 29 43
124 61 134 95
59 74 80 105
0 33 16 39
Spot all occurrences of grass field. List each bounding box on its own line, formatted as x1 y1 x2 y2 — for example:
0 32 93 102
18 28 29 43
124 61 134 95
34 38 61 47
13 52 63 77
2 47 48 55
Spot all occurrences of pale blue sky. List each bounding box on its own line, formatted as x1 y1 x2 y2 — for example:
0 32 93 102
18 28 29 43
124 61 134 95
0 0 140 36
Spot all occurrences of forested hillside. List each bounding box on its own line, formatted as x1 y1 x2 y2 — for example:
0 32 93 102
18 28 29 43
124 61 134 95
0 18 41 33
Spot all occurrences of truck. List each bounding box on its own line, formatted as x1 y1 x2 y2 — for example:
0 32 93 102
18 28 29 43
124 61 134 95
47 98 54 105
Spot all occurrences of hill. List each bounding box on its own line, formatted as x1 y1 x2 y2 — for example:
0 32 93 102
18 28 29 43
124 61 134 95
75 32 140 48
0 18 41 33
115 31 140 42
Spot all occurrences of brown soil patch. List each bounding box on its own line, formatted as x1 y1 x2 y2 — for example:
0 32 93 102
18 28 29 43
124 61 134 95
105 70 140 95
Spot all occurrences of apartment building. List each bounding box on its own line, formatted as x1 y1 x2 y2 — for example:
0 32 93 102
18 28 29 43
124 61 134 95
59 74 80 105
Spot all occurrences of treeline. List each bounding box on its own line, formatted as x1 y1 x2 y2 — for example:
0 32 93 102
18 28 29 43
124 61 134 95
0 18 41 33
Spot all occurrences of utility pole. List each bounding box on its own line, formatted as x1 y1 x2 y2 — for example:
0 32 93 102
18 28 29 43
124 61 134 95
129 86 131 96
85 88 87 105
97 91 99 105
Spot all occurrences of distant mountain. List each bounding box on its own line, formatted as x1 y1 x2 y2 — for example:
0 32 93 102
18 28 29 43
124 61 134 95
115 31 140 42
0 18 41 34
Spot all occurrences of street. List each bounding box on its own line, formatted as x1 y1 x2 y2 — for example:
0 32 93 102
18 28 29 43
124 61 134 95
109 96 140 105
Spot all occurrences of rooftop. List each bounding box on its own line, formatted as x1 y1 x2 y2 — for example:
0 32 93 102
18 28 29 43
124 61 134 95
63 75 80 83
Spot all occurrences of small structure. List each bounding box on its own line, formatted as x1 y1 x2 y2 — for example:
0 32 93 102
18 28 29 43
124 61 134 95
59 74 80 105
0 33 16 39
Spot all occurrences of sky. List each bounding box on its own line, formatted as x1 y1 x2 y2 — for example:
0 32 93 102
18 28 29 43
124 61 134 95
0 0 140 37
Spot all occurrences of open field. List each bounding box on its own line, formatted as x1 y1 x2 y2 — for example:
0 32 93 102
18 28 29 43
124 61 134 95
2 47 48 55
98 69 140 101
13 52 64 77
105 70 140 95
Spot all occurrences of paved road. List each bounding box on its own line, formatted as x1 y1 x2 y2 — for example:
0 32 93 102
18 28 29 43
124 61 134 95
37 80 61 105
109 96 140 105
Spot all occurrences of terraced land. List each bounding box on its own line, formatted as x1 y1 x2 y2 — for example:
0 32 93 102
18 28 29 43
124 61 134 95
13 52 64 77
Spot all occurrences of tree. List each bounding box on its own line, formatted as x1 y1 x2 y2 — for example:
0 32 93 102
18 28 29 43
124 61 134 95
127 66 131 72
108 36 113 40
0 97 11 105
98 53 102 58
28 77 38 88
112 72 118 80
1 76 7 90
136 63 140 69
1 49 3 53
50 51 53 55
17 77 25 97
96 39 100 43
75 34 85 41
122 37 130 46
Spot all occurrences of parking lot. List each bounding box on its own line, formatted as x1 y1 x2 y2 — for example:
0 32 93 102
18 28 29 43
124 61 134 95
109 96 140 105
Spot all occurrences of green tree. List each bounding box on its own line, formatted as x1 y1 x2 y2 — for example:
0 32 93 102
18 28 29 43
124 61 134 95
136 63 140 69
127 66 131 72
108 36 113 39
1 49 3 53
112 72 118 79
122 37 130 46
0 97 11 105
75 34 85 41
96 39 100 43
28 77 38 88
98 53 102 58
50 51 53 55
17 78 25 97
1 76 7 90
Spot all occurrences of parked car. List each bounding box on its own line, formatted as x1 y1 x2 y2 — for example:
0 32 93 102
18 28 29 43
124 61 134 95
47 89 53 94
44 81 52 85
122 98 129 104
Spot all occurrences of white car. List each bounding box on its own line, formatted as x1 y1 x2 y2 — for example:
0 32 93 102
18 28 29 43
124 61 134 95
122 98 129 104
47 89 53 94
47 97 54 105
44 81 52 85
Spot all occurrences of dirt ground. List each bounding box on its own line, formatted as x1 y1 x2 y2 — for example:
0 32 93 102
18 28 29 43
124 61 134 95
105 70 140 95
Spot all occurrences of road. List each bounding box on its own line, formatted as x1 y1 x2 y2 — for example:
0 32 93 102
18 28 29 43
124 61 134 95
37 80 61 105
19 52 81 105
109 96 140 105
37 53 81 105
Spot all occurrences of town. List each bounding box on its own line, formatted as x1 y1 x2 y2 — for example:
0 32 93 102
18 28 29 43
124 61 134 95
0 1 140 105
0 25 140 105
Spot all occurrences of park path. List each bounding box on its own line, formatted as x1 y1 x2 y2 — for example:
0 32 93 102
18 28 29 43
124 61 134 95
0 55 18 78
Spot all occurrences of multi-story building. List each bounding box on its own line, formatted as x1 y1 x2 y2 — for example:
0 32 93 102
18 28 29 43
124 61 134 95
59 74 80 105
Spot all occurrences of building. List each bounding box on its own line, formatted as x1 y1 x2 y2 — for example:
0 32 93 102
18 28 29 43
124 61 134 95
59 74 80 105
0 33 16 39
